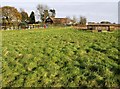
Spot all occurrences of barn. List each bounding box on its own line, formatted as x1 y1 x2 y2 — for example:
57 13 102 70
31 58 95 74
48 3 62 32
87 23 119 31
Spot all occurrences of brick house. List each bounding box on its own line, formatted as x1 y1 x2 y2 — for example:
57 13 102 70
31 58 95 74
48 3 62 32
45 17 74 25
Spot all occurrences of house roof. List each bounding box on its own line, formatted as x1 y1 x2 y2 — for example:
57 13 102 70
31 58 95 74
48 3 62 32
46 16 75 23
53 18 68 23
87 23 115 26
48 17 72 24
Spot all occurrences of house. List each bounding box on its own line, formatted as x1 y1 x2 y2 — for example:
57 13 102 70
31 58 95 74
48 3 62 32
45 17 54 24
45 17 74 25
53 18 70 25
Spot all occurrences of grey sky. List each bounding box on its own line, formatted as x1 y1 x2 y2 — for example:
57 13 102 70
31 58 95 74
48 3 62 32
1 0 119 23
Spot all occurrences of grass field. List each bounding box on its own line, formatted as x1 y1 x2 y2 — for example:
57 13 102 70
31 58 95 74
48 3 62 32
1 27 120 87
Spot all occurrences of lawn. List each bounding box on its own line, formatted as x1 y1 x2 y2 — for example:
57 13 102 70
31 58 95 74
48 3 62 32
1 27 120 87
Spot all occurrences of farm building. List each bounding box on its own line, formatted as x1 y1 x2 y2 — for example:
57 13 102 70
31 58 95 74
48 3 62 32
45 17 74 25
73 23 120 32
87 23 120 32
114 24 120 30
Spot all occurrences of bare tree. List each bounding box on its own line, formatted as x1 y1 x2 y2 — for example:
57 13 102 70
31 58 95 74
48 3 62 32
19 8 25 12
66 16 71 20
72 16 77 24
36 4 49 22
66 16 71 24
49 9 56 18
79 16 87 25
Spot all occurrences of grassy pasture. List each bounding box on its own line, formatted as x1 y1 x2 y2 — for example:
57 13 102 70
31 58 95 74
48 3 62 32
1 27 120 87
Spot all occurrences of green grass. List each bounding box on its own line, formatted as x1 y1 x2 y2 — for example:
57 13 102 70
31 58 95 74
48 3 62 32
1 27 120 87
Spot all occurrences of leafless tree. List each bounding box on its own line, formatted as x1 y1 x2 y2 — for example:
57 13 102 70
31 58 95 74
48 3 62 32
79 16 87 25
36 4 49 22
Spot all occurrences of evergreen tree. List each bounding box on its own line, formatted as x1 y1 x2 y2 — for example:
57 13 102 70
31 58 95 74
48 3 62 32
29 11 35 24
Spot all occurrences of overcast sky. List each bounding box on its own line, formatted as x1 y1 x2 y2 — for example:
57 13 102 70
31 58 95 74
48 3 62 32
1 0 119 23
